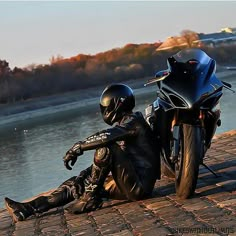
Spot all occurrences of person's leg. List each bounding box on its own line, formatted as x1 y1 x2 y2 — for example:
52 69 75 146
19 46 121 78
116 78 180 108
66 147 111 214
103 175 127 200
65 144 157 214
5 165 92 222
106 144 156 201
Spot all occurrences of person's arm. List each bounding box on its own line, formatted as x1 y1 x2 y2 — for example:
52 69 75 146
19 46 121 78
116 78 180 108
63 123 137 170
80 126 136 151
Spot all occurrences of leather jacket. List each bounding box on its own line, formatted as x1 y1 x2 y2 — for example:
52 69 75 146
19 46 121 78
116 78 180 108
77 111 160 178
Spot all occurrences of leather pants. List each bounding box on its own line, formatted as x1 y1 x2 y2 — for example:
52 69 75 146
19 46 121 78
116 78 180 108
27 143 156 212
104 143 156 201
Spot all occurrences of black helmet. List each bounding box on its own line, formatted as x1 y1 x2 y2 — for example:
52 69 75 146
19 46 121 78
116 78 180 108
100 83 135 125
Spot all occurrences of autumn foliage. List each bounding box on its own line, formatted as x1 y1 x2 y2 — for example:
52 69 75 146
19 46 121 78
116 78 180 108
0 40 236 104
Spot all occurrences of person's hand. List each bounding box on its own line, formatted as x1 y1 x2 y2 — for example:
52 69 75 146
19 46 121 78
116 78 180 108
63 142 83 170
63 150 77 170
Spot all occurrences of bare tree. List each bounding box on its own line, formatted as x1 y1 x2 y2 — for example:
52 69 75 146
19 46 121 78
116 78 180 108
0 60 11 78
49 54 64 64
180 30 199 47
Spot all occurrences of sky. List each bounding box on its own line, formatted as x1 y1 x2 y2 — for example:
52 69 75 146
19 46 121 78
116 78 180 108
0 1 236 69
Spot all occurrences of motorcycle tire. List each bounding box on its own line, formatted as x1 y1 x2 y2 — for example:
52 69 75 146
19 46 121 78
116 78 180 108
175 124 203 199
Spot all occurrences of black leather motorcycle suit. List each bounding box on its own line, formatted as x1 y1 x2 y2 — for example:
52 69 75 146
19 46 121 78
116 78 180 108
19 111 160 214
75 111 160 200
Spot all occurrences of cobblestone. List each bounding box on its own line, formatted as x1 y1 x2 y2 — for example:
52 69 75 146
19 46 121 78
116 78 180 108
0 130 236 236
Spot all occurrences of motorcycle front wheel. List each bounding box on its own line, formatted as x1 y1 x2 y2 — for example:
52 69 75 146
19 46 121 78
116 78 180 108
175 124 203 199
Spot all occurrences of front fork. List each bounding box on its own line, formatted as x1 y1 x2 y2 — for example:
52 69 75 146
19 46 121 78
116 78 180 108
170 110 205 164
171 125 180 163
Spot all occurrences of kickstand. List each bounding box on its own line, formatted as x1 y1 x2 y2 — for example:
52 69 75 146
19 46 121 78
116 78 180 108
201 163 220 177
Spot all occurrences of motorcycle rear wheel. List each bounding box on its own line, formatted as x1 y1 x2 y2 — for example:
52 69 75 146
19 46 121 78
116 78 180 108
175 124 203 199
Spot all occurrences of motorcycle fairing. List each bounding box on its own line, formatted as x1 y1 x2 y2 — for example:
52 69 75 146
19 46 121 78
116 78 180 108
158 49 224 110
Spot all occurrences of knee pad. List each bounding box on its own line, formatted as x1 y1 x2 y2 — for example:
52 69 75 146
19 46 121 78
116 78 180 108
94 147 111 168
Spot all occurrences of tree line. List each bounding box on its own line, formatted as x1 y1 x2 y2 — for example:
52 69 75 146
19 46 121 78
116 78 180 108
1 30 236 104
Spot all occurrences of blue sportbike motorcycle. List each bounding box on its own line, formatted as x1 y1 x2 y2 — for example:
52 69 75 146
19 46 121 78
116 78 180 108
145 48 233 199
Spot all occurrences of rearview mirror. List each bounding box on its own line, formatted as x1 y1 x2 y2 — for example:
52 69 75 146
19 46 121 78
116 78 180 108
144 70 170 86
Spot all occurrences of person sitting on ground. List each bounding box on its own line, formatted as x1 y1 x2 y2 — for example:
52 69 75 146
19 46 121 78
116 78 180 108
5 83 160 222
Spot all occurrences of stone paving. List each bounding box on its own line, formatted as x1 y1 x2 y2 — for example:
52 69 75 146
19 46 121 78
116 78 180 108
0 130 236 236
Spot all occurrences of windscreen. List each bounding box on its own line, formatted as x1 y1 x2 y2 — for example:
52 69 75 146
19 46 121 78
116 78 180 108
167 48 212 74
173 48 211 65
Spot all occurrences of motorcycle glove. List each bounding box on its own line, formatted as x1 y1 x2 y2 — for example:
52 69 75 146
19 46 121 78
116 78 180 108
63 142 84 170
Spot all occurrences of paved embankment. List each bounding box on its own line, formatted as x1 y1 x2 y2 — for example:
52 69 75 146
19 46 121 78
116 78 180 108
0 130 236 236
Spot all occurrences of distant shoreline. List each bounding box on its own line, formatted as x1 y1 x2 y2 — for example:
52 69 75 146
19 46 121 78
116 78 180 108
0 70 235 127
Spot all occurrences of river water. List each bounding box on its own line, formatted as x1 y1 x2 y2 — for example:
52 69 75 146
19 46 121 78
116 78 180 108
0 78 235 207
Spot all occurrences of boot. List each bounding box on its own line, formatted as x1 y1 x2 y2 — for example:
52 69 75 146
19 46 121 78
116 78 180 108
5 197 36 222
67 175 103 214
5 192 67 222
5 166 92 222
66 147 111 214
